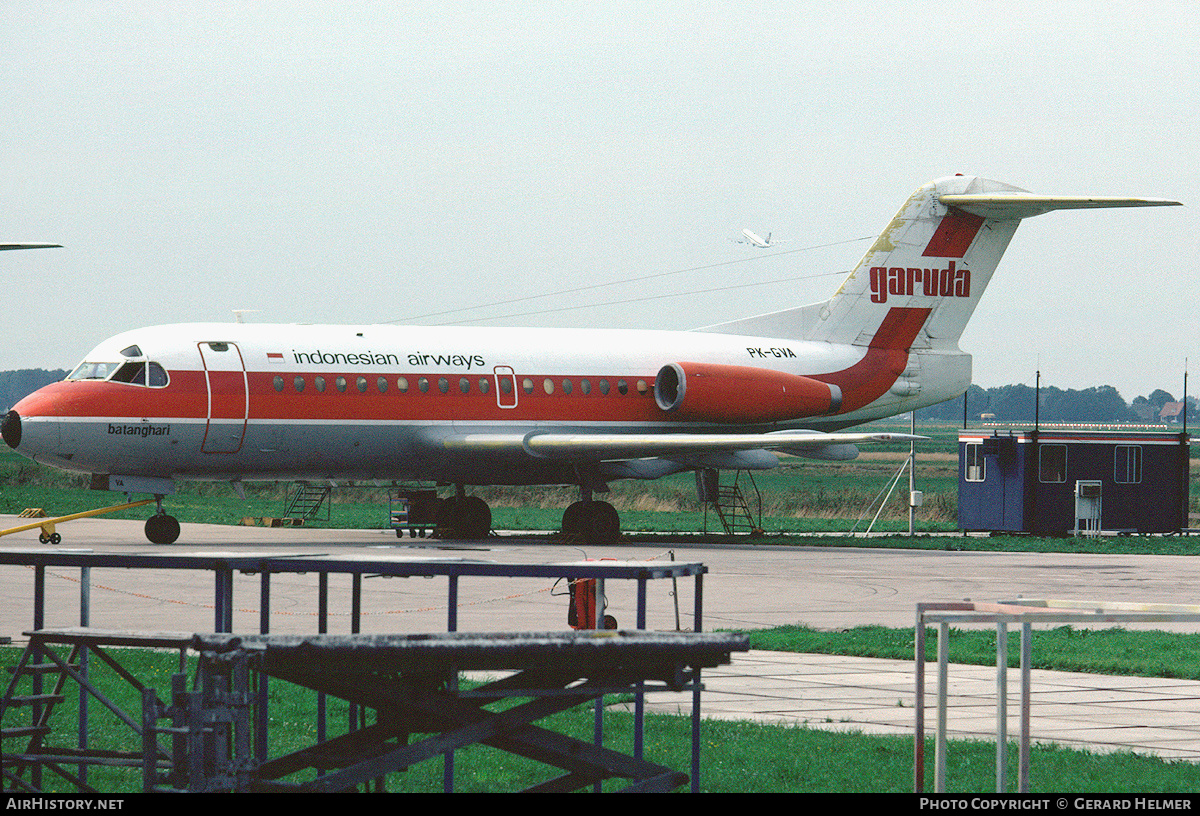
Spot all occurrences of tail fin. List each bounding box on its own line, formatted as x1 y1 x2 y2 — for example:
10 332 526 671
699 175 1179 348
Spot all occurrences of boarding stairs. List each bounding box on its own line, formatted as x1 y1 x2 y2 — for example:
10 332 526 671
699 469 763 536
282 483 332 523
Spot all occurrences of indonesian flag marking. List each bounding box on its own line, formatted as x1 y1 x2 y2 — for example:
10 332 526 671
267 352 285 364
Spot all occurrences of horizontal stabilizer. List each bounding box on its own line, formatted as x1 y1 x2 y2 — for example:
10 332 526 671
442 430 923 461
938 194 1181 220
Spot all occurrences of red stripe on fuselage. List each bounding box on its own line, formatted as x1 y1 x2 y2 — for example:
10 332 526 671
922 207 984 258
813 307 930 413
17 307 932 427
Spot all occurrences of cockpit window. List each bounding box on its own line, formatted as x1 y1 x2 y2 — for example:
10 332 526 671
68 360 169 387
120 345 143 358
68 362 119 381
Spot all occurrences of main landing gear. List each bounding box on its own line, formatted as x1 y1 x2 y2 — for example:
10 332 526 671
560 498 621 546
144 496 180 545
434 487 492 540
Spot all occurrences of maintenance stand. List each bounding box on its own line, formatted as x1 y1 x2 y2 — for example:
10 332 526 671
0 551 731 793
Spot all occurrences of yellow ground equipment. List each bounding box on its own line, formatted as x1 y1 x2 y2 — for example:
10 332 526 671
0 499 154 544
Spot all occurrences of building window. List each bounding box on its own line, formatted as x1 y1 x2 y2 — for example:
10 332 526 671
965 443 985 482
1039 444 1067 483
1115 445 1142 484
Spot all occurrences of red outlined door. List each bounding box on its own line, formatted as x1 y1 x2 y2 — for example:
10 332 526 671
494 366 518 409
199 341 248 453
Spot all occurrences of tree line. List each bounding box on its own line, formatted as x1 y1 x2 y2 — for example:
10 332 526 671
917 383 1196 424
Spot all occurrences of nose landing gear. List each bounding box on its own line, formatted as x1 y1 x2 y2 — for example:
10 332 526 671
144 496 180 545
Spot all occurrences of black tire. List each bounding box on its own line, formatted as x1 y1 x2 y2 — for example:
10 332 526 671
458 496 492 539
561 501 587 539
145 514 181 545
582 500 620 545
437 495 491 539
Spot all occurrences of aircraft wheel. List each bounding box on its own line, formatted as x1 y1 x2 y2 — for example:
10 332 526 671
458 496 492 539
437 495 491 539
582 500 620 546
561 501 587 540
145 514 180 545
50 533 61 545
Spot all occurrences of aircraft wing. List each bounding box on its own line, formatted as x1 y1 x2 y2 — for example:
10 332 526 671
442 429 922 461
0 243 62 251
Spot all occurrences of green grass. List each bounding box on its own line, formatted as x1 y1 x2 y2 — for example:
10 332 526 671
749 624 1200 680
6 640 1200 794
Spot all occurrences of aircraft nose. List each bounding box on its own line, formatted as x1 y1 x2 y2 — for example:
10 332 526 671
2 410 20 449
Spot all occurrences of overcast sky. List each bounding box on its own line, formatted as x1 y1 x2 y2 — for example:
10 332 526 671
3 2 1196 402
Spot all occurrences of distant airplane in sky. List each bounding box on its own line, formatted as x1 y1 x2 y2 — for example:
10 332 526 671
735 229 786 248
2 176 1179 545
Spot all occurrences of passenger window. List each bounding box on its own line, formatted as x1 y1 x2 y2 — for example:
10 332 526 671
617 379 628 395
293 376 305 393
478 378 490 394
377 377 388 393
562 379 573 395
580 379 591 395
357 376 368 393
315 376 327 393
273 375 284 393
522 378 534 394
459 378 470 394
398 377 409 393
418 377 430 393
599 379 610 395
543 378 554 395
637 379 648 395
438 377 449 394
336 376 348 393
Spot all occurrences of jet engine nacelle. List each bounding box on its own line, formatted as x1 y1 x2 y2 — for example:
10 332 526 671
653 362 842 423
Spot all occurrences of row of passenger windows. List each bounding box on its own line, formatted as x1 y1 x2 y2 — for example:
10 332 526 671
272 375 652 397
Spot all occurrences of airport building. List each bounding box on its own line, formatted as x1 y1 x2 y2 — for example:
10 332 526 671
957 429 1190 535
